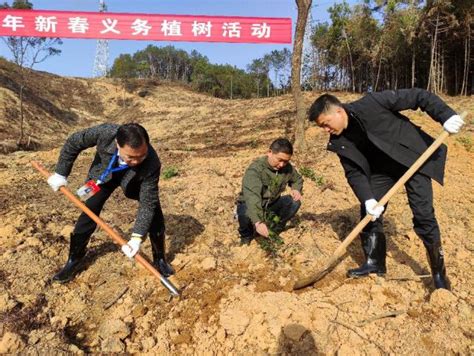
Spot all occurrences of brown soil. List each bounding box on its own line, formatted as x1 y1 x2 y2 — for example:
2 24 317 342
0 62 473 354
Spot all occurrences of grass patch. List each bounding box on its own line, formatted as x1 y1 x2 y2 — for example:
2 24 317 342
162 166 179 180
456 135 473 152
299 166 325 186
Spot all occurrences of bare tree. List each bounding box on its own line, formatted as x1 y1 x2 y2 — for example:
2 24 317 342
1 0 62 147
460 19 472 96
292 0 312 152
341 27 356 92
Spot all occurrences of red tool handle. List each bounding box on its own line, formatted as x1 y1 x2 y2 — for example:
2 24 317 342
32 161 180 296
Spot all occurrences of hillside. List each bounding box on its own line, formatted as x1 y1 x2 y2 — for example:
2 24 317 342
0 58 158 153
0 63 473 354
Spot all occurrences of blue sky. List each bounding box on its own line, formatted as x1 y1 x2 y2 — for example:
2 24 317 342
0 0 357 77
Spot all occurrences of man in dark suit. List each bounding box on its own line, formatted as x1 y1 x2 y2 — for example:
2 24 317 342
308 89 464 290
47 123 175 283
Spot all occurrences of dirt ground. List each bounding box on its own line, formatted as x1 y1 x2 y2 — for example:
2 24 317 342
0 67 473 354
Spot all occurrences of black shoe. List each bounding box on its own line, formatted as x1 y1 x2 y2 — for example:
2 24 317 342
52 257 85 283
425 241 451 290
347 232 386 278
154 258 175 277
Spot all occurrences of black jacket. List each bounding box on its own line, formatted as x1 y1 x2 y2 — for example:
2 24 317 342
55 123 161 236
327 88 456 203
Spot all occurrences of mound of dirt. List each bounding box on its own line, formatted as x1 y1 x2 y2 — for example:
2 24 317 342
0 63 473 354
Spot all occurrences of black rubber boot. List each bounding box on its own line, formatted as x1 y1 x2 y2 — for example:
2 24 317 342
347 232 387 278
52 233 90 283
425 241 451 290
150 233 175 277
240 235 253 246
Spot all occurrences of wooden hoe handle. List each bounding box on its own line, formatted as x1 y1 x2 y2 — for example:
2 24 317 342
293 111 468 290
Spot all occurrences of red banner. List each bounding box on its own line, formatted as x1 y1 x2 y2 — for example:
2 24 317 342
0 9 292 44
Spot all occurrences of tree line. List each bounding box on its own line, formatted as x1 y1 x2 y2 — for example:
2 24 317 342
110 1 471 97
304 0 472 95
2 0 471 100
109 45 292 99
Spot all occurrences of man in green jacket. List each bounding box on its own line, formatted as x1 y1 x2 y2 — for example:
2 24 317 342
236 138 303 245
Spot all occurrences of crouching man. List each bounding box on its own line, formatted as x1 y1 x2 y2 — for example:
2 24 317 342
236 138 303 245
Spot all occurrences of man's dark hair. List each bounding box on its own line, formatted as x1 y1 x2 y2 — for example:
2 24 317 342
308 94 343 122
116 123 150 148
270 138 293 155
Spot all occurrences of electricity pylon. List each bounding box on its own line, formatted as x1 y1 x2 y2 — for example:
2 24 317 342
92 0 109 77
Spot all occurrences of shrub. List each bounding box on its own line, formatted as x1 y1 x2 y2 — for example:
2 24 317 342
456 135 473 152
299 166 324 186
257 210 284 258
162 166 179 179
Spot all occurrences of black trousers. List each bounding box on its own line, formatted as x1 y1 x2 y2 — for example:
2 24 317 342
362 168 440 247
237 195 301 238
73 175 165 244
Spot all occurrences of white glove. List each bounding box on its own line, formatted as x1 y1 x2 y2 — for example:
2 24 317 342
121 234 143 258
365 199 384 221
47 173 68 191
443 115 464 134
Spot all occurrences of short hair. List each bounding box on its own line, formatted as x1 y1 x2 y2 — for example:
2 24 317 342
270 138 293 155
308 94 342 122
116 123 150 148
